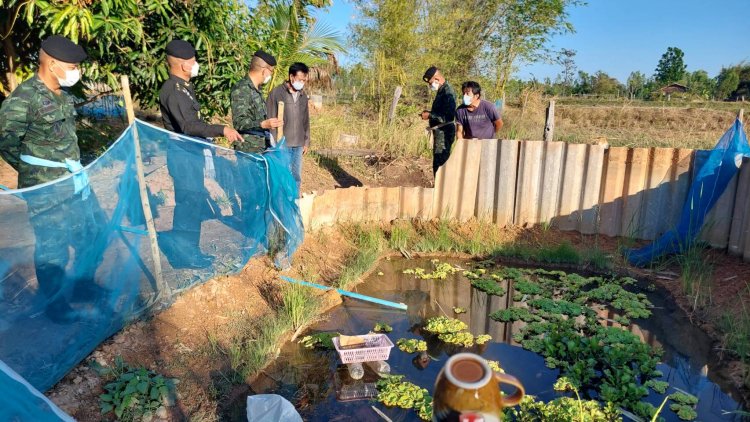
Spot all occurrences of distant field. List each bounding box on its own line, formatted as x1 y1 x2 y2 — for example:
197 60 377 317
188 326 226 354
499 96 748 150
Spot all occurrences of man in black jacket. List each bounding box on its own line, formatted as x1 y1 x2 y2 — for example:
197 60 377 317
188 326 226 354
421 66 456 176
158 39 243 269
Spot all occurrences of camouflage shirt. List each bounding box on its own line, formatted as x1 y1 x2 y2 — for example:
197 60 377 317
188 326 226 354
230 76 268 153
0 74 80 188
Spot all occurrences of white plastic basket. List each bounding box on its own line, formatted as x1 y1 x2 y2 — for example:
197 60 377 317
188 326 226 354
333 334 394 364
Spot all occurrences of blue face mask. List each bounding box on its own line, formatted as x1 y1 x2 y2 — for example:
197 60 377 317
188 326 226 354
463 94 473 106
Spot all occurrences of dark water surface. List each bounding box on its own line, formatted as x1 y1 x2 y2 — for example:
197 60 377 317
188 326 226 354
247 258 746 422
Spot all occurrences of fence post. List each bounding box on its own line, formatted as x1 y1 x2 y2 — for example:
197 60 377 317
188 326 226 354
277 101 285 140
120 75 168 296
543 100 556 142
740 108 745 122
388 85 403 123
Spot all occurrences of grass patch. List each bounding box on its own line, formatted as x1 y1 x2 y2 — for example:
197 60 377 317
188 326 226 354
205 281 320 384
338 224 385 289
491 242 582 265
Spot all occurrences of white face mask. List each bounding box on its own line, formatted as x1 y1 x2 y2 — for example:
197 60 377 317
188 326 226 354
463 94 473 106
263 69 272 85
431 81 440 91
292 81 304 91
190 62 200 78
53 63 80 87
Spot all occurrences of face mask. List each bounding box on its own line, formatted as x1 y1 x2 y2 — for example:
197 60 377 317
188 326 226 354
463 94 473 106
53 63 80 87
431 81 440 91
292 81 304 91
263 70 272 85
190 62 200 78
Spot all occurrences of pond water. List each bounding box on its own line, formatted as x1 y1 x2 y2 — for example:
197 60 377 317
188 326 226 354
247 258 747 422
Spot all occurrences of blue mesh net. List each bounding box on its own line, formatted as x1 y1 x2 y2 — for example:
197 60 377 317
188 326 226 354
627 119 750 266
0 119 303 417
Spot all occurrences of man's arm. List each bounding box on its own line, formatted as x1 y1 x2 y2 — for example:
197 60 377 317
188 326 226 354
488 103 503 136
0 95 30 170
493 118 503 134
456 123 464 140
164 91 224 139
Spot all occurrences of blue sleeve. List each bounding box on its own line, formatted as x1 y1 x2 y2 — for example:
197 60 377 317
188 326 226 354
488 102 500 121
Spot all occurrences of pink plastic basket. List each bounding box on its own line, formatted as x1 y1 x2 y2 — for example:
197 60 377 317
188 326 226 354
333 334 394 364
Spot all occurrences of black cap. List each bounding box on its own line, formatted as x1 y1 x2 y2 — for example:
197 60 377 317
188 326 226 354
41 35 87 63
253 50 277 67
422 66 438 83
166 40 196 60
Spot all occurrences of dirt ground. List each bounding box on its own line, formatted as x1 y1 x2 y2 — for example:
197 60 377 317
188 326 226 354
46 228 354 421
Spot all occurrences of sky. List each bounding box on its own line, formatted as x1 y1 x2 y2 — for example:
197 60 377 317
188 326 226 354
312 0 750 82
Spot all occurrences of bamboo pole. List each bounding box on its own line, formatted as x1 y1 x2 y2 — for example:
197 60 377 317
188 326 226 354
120 75 168 295
277 101 285 140
740 108 745 122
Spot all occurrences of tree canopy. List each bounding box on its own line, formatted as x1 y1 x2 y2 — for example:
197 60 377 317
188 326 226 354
654 46 687 86
0 0 342 117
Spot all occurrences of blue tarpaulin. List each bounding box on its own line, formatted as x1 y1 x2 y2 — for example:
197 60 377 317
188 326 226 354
627 118 750 266
0 120 303 420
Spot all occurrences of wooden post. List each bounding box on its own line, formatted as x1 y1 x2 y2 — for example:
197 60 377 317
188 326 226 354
120 75 168 295
740 108 745 122
388 85 403 123
543 100 556 142
277 101 285 140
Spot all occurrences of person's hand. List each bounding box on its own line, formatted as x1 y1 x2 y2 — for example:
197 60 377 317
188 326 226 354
303 145 309 155
223 127 243 143
261 117 284 129
420 111 430 120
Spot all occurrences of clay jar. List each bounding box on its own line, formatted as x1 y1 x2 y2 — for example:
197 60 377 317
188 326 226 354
433 353 525 422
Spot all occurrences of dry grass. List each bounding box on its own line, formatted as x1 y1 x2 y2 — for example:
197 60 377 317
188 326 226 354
498 91 748 150
309 103 431 158
311 95 747 156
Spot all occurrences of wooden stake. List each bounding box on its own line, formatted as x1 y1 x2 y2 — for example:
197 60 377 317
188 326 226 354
388 86 403 123
277 101 285 140
543 100 556 142
740 108 745 122
120 75 168 295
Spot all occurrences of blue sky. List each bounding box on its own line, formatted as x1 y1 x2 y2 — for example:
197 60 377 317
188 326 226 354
312 0 750 82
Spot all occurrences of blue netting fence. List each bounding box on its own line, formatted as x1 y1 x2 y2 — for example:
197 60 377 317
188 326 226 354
627 118 750 266
0 120 303 420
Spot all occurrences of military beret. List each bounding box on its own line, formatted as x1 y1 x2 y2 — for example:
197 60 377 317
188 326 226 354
41 35 87 63
422 66 438 82
166 40 196 60
253 50 277 67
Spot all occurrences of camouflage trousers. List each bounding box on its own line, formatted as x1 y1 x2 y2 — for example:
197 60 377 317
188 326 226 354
25 188 108 315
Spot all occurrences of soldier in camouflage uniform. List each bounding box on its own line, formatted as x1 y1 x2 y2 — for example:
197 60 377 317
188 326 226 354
421 66 457 176
230 50 283 153
0 35 106 322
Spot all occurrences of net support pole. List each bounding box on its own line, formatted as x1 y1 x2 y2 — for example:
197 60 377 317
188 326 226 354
120 75 168 296
277 101 285 140
740 108 745 123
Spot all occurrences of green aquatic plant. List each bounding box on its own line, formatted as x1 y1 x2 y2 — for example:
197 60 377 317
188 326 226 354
487 360 504 373
397 338 427 353
298 332 340 350
423 316 467 334
452 307 467 314
438 331 475 347
475 334 492 345
403 260 461 280
645 379 669 394
470 277 507 296
480 266 669 420
373 322 393 333
376 375 432 420
668 392 698 421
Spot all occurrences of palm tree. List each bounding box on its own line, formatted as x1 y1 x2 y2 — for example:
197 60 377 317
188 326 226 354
264 1 345 89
